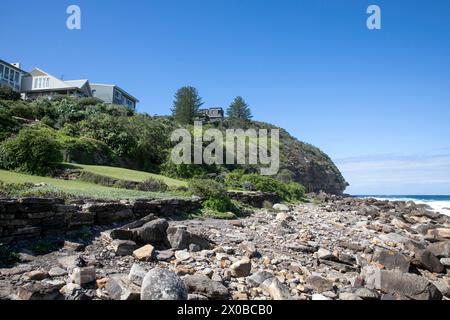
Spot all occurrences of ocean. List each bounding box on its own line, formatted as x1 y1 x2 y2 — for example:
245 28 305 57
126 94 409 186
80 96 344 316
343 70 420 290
357 195 450 216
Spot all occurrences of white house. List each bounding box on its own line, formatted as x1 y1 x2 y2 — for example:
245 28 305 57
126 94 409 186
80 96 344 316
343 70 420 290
0 60 25 92
21 68 92 100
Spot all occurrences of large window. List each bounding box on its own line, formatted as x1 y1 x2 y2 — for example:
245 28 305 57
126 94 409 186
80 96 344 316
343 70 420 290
0 65 4 78
33 77 50 89
3 67 9 80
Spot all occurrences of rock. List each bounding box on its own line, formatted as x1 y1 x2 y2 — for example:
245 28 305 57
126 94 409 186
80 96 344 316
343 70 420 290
60 283 82 296
239 241 258 258
141 268 188 300
64 241 85 252
317 248 334 261
339 292 363 300
372 249 411 273
105 275 140 300
273 204 289 212
113 240 138 256
134 218 169 244
109 229 135 241
70 267 96 286
230 258 252 278
167 227 211 250
26 270 49 281
188 294 209 300
432 279 450 298
246 271 274 287
440 258 450 267
128 264 147 286
427 241 450 258
17 282 64 300
353 287 379 300
426 228 450 240
49 267 67 278
17 252 36 263
260 277 292 300
189 244 201 252
133 244 155 262
364 268 442 300
183 274 229 300
276 212 292 223
379 233 410 245
96 278 109 289
175 250 192 261
412 250 445 273
155 249 175 261
57 255 85 270
306 275 334 293
312 294 331 300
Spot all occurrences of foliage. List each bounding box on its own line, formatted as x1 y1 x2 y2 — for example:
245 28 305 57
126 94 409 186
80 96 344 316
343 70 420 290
171 86 203 124
227 96 252 121
188 178 235 213
137 178 168 192
0 108 19 141
286 182 305 201
62 137 114 165
0 86 21 101
0 126 62 175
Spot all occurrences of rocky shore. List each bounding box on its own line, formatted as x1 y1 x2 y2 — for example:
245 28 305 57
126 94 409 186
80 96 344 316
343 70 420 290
1 194 450 300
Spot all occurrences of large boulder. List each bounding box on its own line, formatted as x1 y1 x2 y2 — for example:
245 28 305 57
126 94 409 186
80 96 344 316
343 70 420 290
167 226 211 250
141 268 188 300
412 250 445 273
105 275 141 300
183 274 229 300
363 267 442 300
133 219 169 246
372 249 411 273
427 241 450 258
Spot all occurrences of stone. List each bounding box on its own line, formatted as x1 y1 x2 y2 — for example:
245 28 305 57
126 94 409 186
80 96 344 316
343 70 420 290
273 204 289 212
109 229 135 241
239 241 258 258
183 274 229 300
60 283 82 296
427 228 450 240
133 244 155 261
246 271 274 287
372 249 411 273
379 233 410 245
96 278 109 289
141 268 188 300
364 268 442 300
49 267 67 277
105 275 141 300
317 248 334 261
167 227 211 250
312 294 331 300
134 218 169 244
113 240 138 256
440 258 450 267
128 264 147 286
57 255 84 270
189 244 201 252
175 250 192 261
412 249 445 273
155 249 175 261
70 267 96 286
64 241 85 252
17 282 64 300
339 292 363 300
306 275 334 293
353 287 379 300
260 277 292 300
231 258 252 278
427 241 450 258
276 212 292 222
26 270 49 281
188 294 209 300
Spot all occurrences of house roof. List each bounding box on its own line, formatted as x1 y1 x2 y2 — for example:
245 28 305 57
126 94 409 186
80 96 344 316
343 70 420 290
0 59 26 73
91 83 139 103
65 80 90 89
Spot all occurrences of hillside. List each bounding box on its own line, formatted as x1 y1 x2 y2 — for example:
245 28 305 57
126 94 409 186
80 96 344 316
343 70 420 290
0 96 347 194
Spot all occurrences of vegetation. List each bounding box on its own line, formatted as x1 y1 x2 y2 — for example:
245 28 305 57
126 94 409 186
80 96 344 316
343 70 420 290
227 96 252 121
171 86 203 125
0 86 21 101
188 179 235 213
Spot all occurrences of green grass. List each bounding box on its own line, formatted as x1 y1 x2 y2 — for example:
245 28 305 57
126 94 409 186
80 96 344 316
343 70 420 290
0 169 182 200
68 164 187 188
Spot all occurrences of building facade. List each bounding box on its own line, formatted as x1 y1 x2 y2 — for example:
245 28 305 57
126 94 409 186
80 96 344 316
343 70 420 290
90 84 139 109
0 60 25 92
198 107 225 123
21 68 92 100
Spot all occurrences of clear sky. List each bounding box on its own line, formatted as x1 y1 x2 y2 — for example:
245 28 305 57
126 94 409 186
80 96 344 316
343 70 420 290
1 0 449 195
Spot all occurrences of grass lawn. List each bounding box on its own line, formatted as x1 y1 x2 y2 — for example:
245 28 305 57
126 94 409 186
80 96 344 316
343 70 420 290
68 164 187 188
0 169 182 200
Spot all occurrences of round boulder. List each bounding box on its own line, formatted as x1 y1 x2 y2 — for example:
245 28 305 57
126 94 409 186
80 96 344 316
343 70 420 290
141 268 188 300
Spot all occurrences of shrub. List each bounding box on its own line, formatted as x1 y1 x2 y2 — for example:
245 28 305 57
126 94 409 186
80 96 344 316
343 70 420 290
62 137 114 165
203 197 234 212
0 108 19 141
240 174 290 200
224 169 246 189
0 87 21 101
286 182 305 201
188 179 228 199
0 127 62 175
137 178 168 192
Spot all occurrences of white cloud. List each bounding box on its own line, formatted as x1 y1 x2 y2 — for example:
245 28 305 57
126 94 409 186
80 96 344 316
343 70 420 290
335 152 450 195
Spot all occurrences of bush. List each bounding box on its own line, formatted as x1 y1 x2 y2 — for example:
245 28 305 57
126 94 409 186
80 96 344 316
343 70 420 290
203 197 234 212
0 108 19 141
286 182 305 201
240 174 290 200
0 127 62 175
188 179 228 199
137 178 168 192
62 137 114 165
0 87 21 101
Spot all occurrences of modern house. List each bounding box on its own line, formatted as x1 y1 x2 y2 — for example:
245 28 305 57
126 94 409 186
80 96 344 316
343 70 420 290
0 60 26 92
198 107 225 123
90 84 139 109
21 68 92 100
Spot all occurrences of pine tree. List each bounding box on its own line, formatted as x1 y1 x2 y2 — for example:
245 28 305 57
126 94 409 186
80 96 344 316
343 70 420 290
171 86 203 124
227 96 252 121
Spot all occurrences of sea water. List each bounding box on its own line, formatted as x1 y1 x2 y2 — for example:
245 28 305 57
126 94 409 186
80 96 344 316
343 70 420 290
357 195 450 216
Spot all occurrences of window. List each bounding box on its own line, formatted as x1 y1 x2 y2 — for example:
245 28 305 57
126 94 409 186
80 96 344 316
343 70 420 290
0 65 3 78
3 67 9 80
14 71 19 84
114 89 122 101
34 78 38 89
9 69 14 81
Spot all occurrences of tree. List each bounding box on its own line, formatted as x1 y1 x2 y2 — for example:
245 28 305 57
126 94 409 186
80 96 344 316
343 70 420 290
227 96 252 121
0 86 21 101
171 86 203 124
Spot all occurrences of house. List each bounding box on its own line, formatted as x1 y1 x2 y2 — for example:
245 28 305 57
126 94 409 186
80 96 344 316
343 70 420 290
198 107 224 123
21 68 92 100
0 60 26 92
90 84 139 109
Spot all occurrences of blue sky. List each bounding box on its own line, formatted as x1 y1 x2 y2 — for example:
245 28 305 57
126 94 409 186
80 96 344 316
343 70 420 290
1 0 449 194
